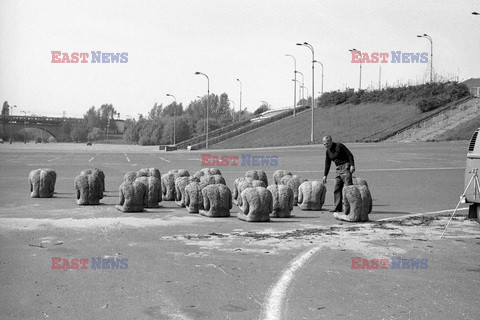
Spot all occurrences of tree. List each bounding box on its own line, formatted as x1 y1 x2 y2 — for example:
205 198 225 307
254 102 270 115
70 122 89 142
87 127 104 141
2 101 9 116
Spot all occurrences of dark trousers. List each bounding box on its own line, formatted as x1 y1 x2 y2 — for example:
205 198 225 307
333 163 352 212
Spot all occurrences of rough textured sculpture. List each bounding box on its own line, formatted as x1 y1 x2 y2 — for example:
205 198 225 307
74 171 104 205
201 184 232 217
184 182 204 213
297 181 326 211
200 174 216 186
245 170 268 186
267 184 294 218
116 180 148 212
273 170 292 185
139 167 161 180
81 168 105 192
124 172 138 182
353 177 369 189
162 169 190 201
333 185 372 222
281 175 308 206
236 179 267 206
28 168 56 198
233 177 251 205
238 187 272 222
194 168 222 179
135 176 162 208
175 176 192 207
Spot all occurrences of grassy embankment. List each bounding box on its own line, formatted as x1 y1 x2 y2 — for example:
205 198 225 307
210 82 475 149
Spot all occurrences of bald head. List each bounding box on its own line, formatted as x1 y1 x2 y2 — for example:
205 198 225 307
323 136 333 149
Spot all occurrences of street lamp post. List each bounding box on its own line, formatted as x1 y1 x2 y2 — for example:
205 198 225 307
417 34 433 82
349 49 362 90
297 42 315 142
227 99 235 123
166 93 177 145
195 72 210 149
285 54 297 116
236 78 242 121
8 105 17 144
21 110 29 144
300 86 309 105
313 60 324 96
295 70 304 107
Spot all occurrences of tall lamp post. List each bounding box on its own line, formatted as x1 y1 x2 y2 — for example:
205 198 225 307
285 54 297 116
295 70 304 107
166 93 177 145
313 60 324 96
417 34 433 82
300 86 309 106
195 71 210 149
227 99 235 123
8 104 17 144
236 78 242 121
297 42 315 142
349 49 362 90
21 110 29 144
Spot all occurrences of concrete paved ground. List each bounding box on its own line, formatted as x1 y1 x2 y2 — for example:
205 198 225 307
0 141 479 319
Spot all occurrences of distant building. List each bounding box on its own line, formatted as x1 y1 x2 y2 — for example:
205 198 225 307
462 78 480 97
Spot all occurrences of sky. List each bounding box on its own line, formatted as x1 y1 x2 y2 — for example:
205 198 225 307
0 0 479 119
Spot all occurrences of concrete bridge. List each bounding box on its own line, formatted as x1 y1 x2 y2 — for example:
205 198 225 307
0 115 84 141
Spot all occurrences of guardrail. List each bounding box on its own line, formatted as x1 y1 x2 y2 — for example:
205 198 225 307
184 105 310 150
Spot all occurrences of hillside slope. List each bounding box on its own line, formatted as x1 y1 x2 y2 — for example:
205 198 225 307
210 102 422 149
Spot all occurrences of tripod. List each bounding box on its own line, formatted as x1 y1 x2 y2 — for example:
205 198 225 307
441 168 480 238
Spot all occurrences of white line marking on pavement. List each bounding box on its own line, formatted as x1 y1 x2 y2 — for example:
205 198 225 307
160 157 170 163
263 246 321 320
124 153 131 162
88 153 100 163
47 156 61 162
296 167 464 173
376 208 468 221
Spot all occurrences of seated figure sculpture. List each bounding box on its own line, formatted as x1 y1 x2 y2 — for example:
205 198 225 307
175 176 192 207
81 168 105 192
184 182 204 213
201 184 232 217
124 171 138 182
74 170 104 205
28 168 56 198
139 167 161 180
273 170 292 185
236 179 266 206
232 177 252 205
245 170 268 186
116 180 148 212
297 181 326 211
267 184 294 218
281 175 308 206
194 168 222 180
135 176 162 208
238 186 272 222
162 169 190 201
333 184 372 222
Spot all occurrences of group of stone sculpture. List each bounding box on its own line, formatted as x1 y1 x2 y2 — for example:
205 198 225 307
27 167 372 222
